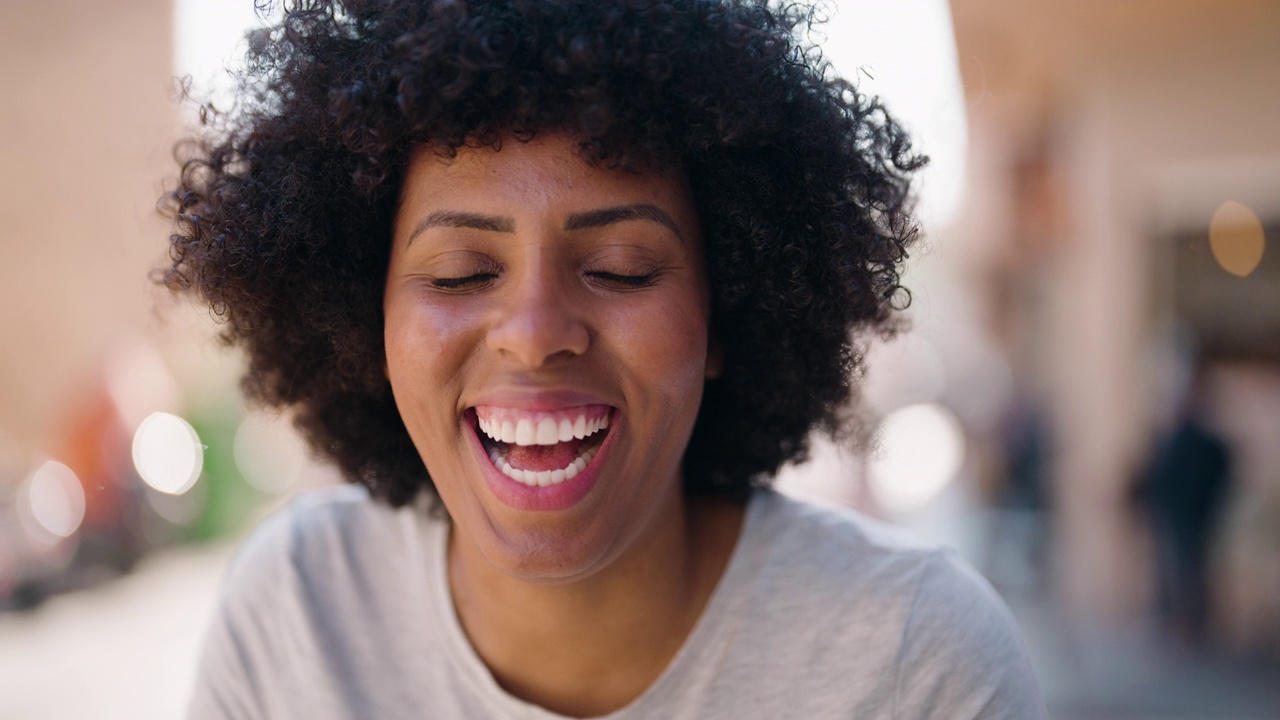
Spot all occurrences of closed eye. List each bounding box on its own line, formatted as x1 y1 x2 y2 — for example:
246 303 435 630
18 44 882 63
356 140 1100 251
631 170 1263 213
431 272 499 290
587 271 658 288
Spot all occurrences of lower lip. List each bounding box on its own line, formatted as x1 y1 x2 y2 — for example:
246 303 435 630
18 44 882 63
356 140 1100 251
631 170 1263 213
466 411 617 512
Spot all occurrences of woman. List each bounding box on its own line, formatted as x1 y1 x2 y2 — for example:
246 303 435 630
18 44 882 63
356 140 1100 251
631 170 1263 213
164 1 1046 717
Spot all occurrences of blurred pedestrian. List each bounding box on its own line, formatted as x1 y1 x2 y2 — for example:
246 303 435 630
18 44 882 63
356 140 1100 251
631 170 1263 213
1138 367 1233 648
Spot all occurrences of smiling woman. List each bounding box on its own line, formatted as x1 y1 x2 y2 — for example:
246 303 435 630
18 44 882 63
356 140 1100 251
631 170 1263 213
384 136 717 582
162 1 1046 718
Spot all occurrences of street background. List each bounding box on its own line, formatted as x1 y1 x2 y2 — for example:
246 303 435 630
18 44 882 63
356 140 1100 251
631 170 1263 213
2 1 1278 717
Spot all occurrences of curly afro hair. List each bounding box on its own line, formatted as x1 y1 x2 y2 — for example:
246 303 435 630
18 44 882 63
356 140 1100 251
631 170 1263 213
162 0 924 507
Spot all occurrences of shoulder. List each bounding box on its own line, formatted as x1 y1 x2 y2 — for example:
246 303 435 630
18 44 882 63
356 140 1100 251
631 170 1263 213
237 483 407 550
737 490 1047 718
747 490 1019 608
740 490 954 645
745 489 940 598
188 486 444 719
224 484 434 585
208 484 448 635
204 482 426 637
891 548 1047 718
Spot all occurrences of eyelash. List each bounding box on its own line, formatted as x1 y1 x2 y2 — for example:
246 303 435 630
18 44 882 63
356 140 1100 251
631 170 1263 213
430 272 498 290
587 271 658 288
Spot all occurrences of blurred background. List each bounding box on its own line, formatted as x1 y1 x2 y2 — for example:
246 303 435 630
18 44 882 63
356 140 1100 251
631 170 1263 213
1 0 1277 717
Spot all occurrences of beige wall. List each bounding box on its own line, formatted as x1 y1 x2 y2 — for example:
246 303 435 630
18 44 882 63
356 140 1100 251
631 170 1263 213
0 0 178 451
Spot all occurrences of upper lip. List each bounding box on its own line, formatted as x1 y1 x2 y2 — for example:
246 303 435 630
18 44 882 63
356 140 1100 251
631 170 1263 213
466 388 616 414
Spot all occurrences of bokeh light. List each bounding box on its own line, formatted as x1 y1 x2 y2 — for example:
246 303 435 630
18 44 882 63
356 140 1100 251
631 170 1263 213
863 332 947 413
233 412 308 495
1209 200 1266 278
18 461 86 541
868 403 965 514
131 412 204 495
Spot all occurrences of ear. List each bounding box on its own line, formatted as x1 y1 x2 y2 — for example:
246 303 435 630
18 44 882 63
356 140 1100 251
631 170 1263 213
705 332 724 379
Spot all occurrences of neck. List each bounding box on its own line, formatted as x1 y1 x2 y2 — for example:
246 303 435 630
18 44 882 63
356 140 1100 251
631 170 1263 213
447 493 744 718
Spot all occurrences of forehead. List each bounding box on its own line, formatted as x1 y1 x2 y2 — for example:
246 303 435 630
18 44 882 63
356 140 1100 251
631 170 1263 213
397 134 696 221
434 134 572 172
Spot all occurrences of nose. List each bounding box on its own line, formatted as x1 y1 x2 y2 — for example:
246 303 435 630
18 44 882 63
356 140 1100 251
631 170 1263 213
485 263 590 367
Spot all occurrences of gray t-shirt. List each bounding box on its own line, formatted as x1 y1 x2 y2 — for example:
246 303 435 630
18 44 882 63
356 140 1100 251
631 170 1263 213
189 486 1046 719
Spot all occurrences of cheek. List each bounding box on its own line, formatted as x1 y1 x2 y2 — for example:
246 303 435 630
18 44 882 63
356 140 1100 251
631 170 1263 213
383 291 483 415
611 290 711 400
382 294 489 497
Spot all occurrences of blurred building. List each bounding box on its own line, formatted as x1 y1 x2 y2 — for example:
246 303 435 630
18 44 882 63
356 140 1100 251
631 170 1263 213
948 0 1280 652
0 0 178 450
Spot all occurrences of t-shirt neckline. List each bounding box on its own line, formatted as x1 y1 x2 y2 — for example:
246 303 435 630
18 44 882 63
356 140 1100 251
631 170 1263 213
424 488 771 720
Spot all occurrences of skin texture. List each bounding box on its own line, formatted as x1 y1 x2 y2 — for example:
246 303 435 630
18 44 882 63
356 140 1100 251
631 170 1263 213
384 134 741 715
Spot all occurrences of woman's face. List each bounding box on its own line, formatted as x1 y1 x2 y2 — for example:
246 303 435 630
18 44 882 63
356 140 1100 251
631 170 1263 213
384 134 718 582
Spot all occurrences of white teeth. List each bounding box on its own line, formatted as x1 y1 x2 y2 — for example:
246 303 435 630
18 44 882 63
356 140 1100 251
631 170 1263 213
477 411 611 446
478 418 513 444
489 444 598 487
504 414 610 446
515 418 535 446
535 417 558 445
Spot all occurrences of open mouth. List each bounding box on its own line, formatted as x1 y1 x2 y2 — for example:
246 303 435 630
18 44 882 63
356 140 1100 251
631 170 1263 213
472 405 613 488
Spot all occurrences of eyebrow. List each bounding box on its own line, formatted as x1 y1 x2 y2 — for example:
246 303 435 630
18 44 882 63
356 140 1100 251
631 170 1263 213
564 204 685 244
405 203 684 246
407 211 515 245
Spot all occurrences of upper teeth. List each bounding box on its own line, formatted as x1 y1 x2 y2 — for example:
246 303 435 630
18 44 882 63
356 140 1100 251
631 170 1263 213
477 413 609 446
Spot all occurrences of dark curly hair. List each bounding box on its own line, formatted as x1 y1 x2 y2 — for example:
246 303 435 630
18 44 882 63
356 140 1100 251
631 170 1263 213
162 0 924 507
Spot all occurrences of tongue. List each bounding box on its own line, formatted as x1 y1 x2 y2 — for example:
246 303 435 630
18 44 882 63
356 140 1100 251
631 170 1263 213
506 438 586 472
